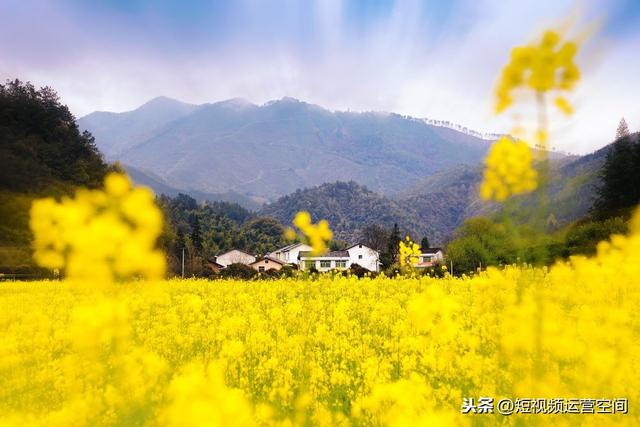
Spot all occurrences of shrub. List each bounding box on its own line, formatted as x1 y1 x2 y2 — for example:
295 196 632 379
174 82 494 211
218 263 257 280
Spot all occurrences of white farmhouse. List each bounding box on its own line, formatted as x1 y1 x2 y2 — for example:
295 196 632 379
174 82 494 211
298 250 350 272
298 243 380 272
413 248 445 268
215 249 256 268
345 243 380 272
267 243 313 265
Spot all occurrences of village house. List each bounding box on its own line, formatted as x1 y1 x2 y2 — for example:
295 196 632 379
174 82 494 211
249 256 286 273
299 250 350 272
210 243 383 274
298 243 380 272
267 243 313 264
412 248 445 268
205 259 225 273
345 243 380 272
214 249 256 268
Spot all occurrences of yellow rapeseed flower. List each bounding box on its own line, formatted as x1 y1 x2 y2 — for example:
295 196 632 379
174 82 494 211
496 30 580 114
29 172 165 282
479 136 538 201
287 210 333 255
399 236 421 267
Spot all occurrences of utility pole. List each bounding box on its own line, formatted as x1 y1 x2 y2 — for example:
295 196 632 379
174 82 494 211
181 247 185 278
450 260 453 276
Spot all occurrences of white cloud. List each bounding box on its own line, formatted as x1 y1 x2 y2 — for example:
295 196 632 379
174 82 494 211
1 0 638 154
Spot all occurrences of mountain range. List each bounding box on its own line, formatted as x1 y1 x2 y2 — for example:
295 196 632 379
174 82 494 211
79 96 494 203
79 96 611 244
258 145 607 246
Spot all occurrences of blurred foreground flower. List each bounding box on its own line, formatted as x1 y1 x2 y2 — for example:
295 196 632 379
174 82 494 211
482 29 580 205
29 172 165 281
399 236 421 267
496 29 580 114
160 362 254 427
285 211 333 255
480 136 538 201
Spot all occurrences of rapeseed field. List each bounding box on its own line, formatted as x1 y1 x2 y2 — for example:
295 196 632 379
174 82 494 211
2 208 639 425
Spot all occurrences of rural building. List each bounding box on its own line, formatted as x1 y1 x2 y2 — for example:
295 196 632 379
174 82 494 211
345 243 380 272
215 249 256 268
298 243 380 272
206 259 225 273
413 248 445 268
298 250 350 272
267 243 313 264
249 256 286 273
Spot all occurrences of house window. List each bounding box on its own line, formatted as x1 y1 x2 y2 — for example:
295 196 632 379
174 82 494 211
358 255 363 259
258 266 265 272
305 260 315 270
320 260 331 269
336 260 347 269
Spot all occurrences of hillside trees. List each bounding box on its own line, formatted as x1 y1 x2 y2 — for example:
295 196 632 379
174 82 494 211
420 236 430 250
157 194 288 276
239 217 287 256
385 223 401 266
359 224 389 253
0 79 112 275
446 217 516 274
0 79 109 192
561 217 627 257
259 181 423 243
616 117 630 139
592 126 640 218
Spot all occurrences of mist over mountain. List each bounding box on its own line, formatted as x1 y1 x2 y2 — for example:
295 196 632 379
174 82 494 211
79 96 199 158
79 96 493 201
124 165 262 211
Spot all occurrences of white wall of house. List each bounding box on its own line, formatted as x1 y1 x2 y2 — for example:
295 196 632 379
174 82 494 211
286 244 313 263
299 256 349 272
298 245 380 273
347 244 379 272
414 250 445 268
420 250 444 264
269 243 313 264
216 250 256 267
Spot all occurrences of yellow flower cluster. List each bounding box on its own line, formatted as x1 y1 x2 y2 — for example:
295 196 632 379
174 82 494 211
479 136 538 201
286 211 333 255
496 30 580 113
29 172 165 282
2 207 640 426
398 236 421 266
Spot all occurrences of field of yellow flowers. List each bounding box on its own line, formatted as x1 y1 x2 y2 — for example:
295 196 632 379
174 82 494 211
2 205 640 426
2 28 636 426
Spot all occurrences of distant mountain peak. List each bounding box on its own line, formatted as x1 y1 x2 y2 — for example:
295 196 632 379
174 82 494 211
137 96 195 111
280 96 301 103
80 95 495 199
212 97 256 109
263 96 304 107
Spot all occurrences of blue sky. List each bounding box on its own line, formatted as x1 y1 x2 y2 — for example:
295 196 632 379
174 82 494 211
1 0 639 153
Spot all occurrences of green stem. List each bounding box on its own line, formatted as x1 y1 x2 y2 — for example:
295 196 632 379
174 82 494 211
535 91 550 232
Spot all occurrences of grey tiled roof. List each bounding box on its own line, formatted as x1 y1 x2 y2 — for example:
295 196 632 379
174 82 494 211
420 248 443 254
